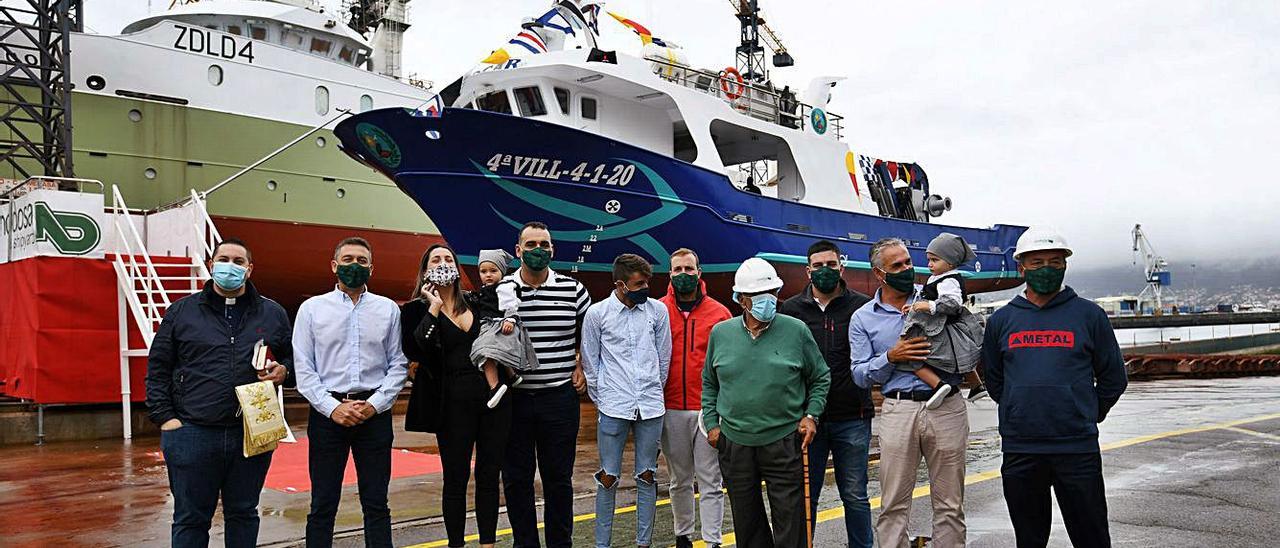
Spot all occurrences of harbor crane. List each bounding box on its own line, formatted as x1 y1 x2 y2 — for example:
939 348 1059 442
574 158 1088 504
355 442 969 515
728 0 794 83
1132 224 1172 315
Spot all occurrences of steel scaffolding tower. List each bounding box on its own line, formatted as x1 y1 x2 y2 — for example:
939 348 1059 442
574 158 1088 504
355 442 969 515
0 0 81 178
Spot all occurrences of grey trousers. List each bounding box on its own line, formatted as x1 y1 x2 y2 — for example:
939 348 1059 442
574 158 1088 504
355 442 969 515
718 431 806 548
660 410 724 543
876 393 969 548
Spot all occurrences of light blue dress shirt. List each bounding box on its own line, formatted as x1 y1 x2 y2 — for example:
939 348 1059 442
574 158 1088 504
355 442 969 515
850 287 961 394
581 292 672 421
293 286 409 418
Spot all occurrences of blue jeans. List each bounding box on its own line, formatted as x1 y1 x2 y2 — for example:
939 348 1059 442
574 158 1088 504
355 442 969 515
161 422 273 548
807 418 873 548
306 408 394 548
594 413 663 548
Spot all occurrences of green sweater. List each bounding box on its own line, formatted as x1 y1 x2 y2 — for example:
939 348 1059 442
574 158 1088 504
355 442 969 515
702 314 831 446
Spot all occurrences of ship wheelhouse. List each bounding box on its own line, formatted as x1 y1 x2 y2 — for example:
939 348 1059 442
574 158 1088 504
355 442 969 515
121 0 372 68
452 51 873 216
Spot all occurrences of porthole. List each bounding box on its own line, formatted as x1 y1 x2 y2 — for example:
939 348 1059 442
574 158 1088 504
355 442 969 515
425 130 440 139
315 136 326 148
128 109 142 122
336 188 346 198
266 180 278 191
207 65 223 86
87 75 106 90
315 86 330 115
144 168 157 180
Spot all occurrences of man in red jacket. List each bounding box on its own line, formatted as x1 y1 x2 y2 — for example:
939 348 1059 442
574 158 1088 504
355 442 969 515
659 248 732 548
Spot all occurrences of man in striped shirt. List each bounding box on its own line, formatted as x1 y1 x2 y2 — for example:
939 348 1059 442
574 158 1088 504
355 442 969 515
502 221 592 548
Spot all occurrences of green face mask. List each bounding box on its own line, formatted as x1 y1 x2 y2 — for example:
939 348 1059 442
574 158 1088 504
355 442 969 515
809 266 841 293
671 273 699 295
336 262 371 288
882 267 916 293
1023 266 1066 295
521 247 552 271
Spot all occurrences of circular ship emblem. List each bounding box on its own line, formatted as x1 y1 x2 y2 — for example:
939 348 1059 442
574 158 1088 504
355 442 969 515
811 108 828 135
604 200 622 213
356 123 402 168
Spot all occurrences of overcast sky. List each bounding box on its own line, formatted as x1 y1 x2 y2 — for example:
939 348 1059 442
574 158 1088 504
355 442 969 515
88 0 1279 270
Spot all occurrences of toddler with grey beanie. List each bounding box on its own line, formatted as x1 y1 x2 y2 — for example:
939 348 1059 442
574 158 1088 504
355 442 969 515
468 249 539 408
900 232 988 409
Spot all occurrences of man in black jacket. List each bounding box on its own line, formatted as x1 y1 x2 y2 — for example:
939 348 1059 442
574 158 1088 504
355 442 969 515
145 238 293 548
779 239 875 548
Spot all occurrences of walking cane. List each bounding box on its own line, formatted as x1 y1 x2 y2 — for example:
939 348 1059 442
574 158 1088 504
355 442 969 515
802 442 813 548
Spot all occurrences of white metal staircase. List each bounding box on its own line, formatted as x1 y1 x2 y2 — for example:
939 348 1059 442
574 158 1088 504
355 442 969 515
111 185 223 439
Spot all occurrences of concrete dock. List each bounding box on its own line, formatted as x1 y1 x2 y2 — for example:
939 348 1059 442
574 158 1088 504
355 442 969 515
3 377 1278 547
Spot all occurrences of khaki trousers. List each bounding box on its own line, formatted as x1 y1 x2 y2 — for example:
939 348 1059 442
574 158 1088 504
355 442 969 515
875 393 969 548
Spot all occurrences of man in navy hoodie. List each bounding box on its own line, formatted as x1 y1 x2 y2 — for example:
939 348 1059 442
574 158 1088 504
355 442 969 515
983 227 1128 548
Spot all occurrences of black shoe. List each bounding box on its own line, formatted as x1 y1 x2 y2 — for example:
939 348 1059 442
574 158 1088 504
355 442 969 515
967 384 989 402
675 535 694 548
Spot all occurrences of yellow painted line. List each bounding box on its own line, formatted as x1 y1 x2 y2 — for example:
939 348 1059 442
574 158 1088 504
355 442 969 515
1223 426 1280 442
409 412 1280 548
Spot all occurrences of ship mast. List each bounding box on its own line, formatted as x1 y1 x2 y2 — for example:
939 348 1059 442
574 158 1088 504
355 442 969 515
344 0 411 79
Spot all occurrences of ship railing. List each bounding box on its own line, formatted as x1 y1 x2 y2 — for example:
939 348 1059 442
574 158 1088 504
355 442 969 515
645 57 844 139
187 188 222 281
110 184 172 348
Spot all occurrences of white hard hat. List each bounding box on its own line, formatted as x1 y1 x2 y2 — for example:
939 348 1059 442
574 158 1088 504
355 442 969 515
733 257 784 293
1013 226 1074 260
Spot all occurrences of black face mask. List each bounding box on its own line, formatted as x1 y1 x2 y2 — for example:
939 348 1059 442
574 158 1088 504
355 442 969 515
881 267 916 293
521 247 551 271
809 266 841 293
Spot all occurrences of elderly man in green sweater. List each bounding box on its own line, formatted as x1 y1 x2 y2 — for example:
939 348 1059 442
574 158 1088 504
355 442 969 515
703 258 831 548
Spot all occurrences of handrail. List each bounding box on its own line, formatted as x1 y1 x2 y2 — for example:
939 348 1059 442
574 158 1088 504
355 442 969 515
111 184 171 344
188 188 222 280
643 57 845 138
0 176 104 201
150 108 354 213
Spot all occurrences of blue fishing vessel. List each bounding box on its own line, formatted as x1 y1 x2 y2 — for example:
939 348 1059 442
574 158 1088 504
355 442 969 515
335 1 1026 298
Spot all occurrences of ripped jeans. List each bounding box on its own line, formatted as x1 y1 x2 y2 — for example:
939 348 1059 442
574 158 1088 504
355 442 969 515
594 412 664 548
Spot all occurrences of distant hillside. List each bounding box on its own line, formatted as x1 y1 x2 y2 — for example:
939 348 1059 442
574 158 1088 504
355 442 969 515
974 257 1280 308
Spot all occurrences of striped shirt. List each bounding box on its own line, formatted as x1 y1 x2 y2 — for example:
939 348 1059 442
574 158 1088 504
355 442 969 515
505 268 591 389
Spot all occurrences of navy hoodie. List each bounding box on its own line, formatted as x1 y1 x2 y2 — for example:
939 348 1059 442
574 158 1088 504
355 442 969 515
983 287 1128 454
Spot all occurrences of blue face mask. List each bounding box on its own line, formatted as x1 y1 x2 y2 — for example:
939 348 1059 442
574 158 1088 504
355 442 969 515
744 292 778 323
211 262 247 291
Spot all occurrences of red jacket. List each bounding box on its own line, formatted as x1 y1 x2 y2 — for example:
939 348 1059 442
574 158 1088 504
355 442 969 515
660 279 732 410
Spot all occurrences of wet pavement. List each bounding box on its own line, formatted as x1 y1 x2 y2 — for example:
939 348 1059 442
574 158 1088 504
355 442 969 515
3 377 1278 547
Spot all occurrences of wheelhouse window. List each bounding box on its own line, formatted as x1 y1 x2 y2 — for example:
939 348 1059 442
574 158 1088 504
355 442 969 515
226 25 242 36
359 94 373 112
553 87 571 115
338 46 354 63
580 96 598 120
250 26 268 40
283 31 304 49
513 86 547 117
310 37 333 56
475 90 512 114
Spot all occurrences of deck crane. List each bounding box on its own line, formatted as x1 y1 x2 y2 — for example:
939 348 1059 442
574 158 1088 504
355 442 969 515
728 0 794 83
1132 224 1172 315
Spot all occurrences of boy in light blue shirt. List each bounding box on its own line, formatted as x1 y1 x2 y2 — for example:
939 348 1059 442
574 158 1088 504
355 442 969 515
581 253 672 548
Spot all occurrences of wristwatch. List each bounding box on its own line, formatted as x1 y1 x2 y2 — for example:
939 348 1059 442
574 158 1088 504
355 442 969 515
805 414 818 425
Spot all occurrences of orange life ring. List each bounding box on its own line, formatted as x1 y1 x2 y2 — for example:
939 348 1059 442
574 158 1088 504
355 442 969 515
719 67 746 101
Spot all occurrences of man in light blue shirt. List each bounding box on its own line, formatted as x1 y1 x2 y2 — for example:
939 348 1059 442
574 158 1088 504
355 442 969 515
581 254 672 548
293 236 408 548
850 237 968 548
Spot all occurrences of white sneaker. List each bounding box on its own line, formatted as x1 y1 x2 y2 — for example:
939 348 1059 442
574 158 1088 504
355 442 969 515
925 384 952 410
486 383 508 409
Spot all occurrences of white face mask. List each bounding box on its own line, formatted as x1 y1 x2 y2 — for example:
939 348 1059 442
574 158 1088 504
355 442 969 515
426 263 459 286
